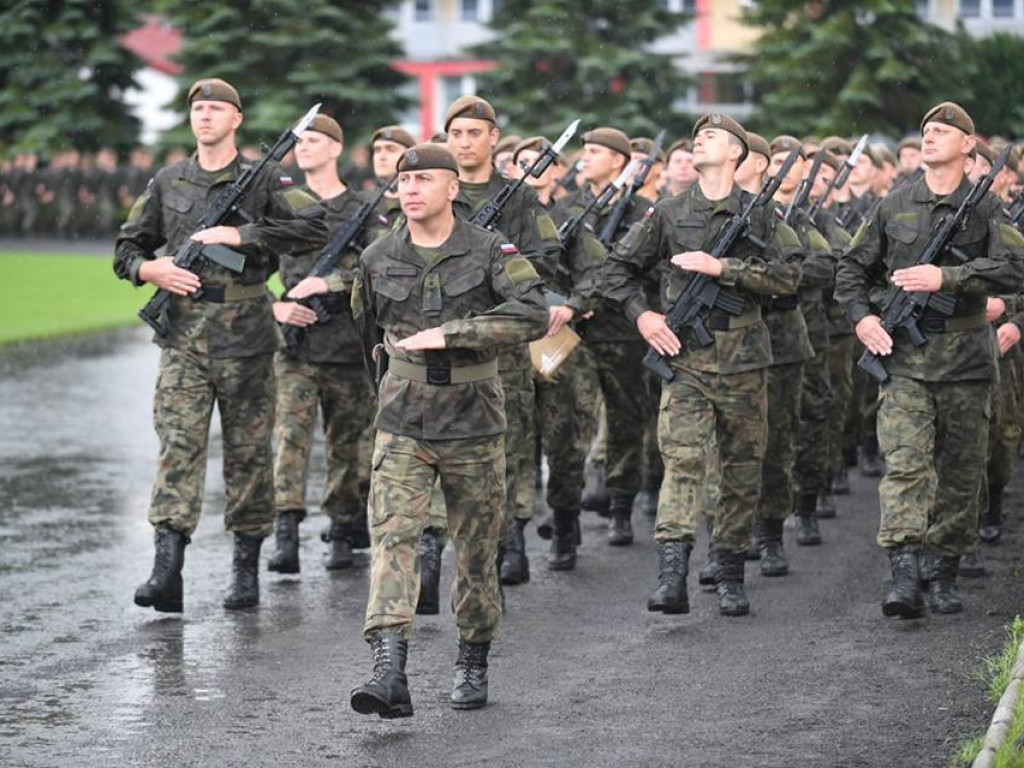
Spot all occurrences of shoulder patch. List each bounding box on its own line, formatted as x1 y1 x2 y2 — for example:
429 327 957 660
500 243 519 256
280 175 294 187
505 256 539 285
282 187 319 213
807 228 831 253
126 192 149 225
999 222 1024 249
850 221 870 249
350 275 364 312
537 212 559 241
777 222 801 250
585 235 607 264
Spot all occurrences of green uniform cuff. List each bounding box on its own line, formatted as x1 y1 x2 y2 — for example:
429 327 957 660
940 266 963 291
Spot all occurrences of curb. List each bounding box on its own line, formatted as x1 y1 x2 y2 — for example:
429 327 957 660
973 637 1024 767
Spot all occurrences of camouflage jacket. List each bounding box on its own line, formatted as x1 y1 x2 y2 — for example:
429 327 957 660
114 152 327 358
542 199 603 317
604 182 802 375
352 217 549 440
813 208 855 338
361 184 403 243
777 204 835 355
837 175 1024 382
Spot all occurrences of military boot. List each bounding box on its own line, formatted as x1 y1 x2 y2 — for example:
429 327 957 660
324 520 354 571
715 551 750 617
646 541 690 614
757 518 789 577
582 461 611 517
882 545 925 619
960 545 988 578
917 551 937 589
832 465 851 495
547 508 579 571
451 639 490 710
535 512 553 541
134 525 187 613
979 484 1004 544
698 543 720 590
223 534 263 610
416 530 443 615
929 556 964 614
607 492 635 546
795 493 822 546
350 632 413 719
267 510 301 574
500 518 530 586
817 482 837 519
858 436 884 478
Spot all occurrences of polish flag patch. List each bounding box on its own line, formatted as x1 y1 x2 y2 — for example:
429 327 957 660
378 214 389 226
280 176 294 186
500 243 519 256
644 206 655 218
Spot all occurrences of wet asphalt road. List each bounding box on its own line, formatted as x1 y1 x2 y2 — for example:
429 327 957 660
1 327 1023 768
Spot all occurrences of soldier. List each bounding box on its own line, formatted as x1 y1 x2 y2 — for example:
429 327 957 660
364 125 416 242
604 113 800 616
897 137 924 187
348 144 548 717
114 78 327 613
836 102 1024 618
267 114 376 574
493 134 522 177
663 138 698 199
630 137 666 203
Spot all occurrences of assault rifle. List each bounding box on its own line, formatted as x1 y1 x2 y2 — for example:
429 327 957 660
807 134 868 222
598 130 666 248
557 159 638 245
784 148 824 224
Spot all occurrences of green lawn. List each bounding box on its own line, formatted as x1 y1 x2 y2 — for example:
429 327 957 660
0 252 285 345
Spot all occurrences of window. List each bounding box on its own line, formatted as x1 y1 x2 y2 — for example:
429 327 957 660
993 0 1015 18
915 0 929 19
959 0 980 18
414 0 433 22
462 0 478 21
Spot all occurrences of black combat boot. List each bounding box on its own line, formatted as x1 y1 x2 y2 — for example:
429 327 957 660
416 530 444 615
960 545 987 578
646 541 690 614
795 493 822 546
582 461 611 517
500 518 530 585
134 525 187 613
817 482 837 519
757 518 789 577
547 508 579 571
607 492 635 546
223 534 263 610
451 639 490 710
715 551 750 617
917 550 937 589
350 513 372 550
267 510 301 574
882 545 925 619
979 484 1003 544
832 465 851 495
350 632 413 718
324 520 354 571
858 436 884 478
698 543 720 589
929 556 964 614
536 512 553 541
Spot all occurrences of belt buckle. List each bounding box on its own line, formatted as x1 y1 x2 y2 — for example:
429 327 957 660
918 316 944 334
426 366 451 386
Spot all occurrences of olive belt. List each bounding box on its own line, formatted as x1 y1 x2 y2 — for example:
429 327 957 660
764 295 799 312
197 284 267 303
706 305 762 331
918 312 987 334
387 358 498 386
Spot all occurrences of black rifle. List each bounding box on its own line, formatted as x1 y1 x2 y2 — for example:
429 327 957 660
138 104 321 337
858 143 1011 384
555 159 583 193
642 149 801 383
598 130 666 248
280 173 398 353
784 149 824 224
558 159 638 246
807 134 868 222
1003 189 1024 227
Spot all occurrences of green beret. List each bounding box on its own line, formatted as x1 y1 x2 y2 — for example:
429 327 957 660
897 137 922 153
921 101 974 136
808 148 842 172
630 137 666 164
746 132 771 160
495 134 522 157
397 143 458 174
307 114 343 144
444 95 496 131
582 127 632 160
769 135 805 159
429 132 448 144
666 138 693 159
973 139 994 164
372 125 416 149
512 136 549 165
875 146 897 167
692 113 748 165
820 136 852 156
863 145 883 169
187 78 241 110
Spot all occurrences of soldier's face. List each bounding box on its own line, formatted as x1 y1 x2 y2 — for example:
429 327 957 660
734 152 766 188
811 163 835 199
922 122 974 167
398 169 459 221
447 118 499 173
580 144 624 185
668 148 697 186
967 155 990 185
494 151 514 176
190 100 243 146
849 154 874 185
693 129 740 171
373 139 406 180
295 131 342 173
898 146 922 172
770 151 804 194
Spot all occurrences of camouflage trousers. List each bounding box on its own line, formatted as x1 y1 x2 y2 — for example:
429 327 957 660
642 372 665 489
656 365 767 552
148 348 275 539
272 355 374 525
572 344 602 462
987 347 1024 490
756 362 804 522
877 375 991 557
535 353 586 512
826 334 856 476
794 349 834 496
592 340 650 497
363 430 505 644
847 348 879 451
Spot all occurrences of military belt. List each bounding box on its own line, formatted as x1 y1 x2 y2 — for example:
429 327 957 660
706 305 762 332
197 284 267 303
918 312 987 334
827 304 847 319
765 295 799 312
388 358 498 386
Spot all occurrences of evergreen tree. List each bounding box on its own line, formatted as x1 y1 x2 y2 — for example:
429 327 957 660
955 31 1024 138
155 0 409 147
0 0 142 155
739 0 966 138
473 0 692 139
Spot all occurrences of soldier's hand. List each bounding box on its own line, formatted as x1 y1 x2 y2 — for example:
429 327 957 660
395 327 447 351
273 301 318 327
547 305 575 337
671 250 722 277
637 311 681 357
892 264 942 293
856 315 893 356
287 277 330 300
138 257 201 296
191 226 242 247
987 297 1008 323
997 322 1022 355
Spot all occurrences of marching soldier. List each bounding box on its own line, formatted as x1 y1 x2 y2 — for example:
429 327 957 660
364 125 416 241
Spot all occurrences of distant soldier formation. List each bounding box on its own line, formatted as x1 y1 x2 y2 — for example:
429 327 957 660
110 78 1024 718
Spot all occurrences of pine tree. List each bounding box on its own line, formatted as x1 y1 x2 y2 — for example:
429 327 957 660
155 0 409 147
0 0 142 155
739 0 967 138
955 31 1024 138
473 0 692 139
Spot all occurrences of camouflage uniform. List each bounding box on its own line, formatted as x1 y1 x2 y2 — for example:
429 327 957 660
605 182 801 552
114 153 327 538
836 176 1024 556
352 217 548 642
